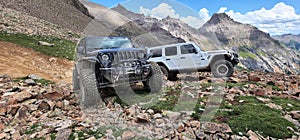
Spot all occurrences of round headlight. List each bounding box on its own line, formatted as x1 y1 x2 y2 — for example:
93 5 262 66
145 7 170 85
138 52 145 58
101 54 110 61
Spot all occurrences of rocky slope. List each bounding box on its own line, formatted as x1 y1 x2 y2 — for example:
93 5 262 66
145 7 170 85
159 16 218 50
0 70 299 139
199 13 300 74
0 7 78 41
0 0 93 33
273 34 300 51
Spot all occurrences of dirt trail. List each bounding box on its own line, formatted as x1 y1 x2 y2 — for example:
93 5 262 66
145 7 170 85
0 41 73 83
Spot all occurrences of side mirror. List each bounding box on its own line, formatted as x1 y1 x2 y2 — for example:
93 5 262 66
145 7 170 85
146 52 153 59
77 46 84 53
193 48 198 54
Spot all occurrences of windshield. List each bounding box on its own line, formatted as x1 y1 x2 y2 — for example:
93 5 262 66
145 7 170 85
86 37 133 50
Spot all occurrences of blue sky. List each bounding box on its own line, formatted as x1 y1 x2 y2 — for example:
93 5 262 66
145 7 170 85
90 0 300 15
89 0 300 35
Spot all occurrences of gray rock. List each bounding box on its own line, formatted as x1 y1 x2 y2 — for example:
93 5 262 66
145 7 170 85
256 97 271 103
136 113 150 123
14 91 32 102
146 109 154 115
153 113 162 119
122 130 135 140
195 129 206 139
27 74 42 80
55 129 72 140
203 122 232 134
265 103 283 110
38 41 54 47
24 79 36 86
290 110 300 119
165 111 181 121
247 130 262 140
284 114 300 127
189 120 201 128
86 136 96 140
0 133 7 140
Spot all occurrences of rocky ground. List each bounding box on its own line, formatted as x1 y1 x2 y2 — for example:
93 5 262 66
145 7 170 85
0 70 299 140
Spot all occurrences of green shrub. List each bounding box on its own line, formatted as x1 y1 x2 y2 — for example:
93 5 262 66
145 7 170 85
215 96 296 138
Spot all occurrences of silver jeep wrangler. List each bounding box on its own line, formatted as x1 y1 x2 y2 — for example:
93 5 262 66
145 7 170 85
147 42 239 79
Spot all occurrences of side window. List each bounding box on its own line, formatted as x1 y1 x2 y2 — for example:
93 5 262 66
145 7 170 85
180 44 196 54
165 46 177 56
150 48 162 58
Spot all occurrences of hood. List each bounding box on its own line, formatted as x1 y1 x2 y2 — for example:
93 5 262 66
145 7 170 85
98 47 145 53
86 47 145 56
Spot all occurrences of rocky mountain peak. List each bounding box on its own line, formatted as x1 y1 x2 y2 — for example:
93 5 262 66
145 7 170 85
111 4 144 20
206 13 234 25
198 12 300 74
115 3 127 11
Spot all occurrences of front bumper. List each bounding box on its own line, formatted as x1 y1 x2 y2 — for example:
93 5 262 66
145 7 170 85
98 61 151 87
231 53 239 64
232 57 239 64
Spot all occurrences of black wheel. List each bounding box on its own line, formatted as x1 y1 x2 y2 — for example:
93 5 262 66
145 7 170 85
211 60 234 78
143 62 163 93
159 66 178 81
79 69 102 107
72 68 79 92
160 66 169 79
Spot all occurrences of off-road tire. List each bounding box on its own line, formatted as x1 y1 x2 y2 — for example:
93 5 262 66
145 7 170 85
72 68 79 92
143 62 163 93
160 66 169 79
79 69 101 107
160 66 178 81
211 60 234 78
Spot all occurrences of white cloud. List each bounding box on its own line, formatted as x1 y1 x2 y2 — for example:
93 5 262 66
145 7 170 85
139 6 151 17
139 3 204 29
180 16 204 29
224 2 300 34
217 7 227 13
141 3 180 19
198 8 210 21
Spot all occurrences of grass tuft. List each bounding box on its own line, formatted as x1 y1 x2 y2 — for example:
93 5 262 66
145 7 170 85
214 96 296 138
13 76 55 86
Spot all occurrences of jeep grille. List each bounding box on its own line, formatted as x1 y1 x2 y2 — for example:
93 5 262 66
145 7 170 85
114 51 140 61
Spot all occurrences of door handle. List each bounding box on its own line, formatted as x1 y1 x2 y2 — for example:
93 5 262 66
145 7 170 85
166 58 170 60
180 57 185 59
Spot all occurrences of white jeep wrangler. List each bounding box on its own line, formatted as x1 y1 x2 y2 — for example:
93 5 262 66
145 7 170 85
147 42 239 79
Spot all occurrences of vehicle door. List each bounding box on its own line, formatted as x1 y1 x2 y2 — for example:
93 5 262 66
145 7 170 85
194 44 209 68
177 44 203 70
163 46 179 71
